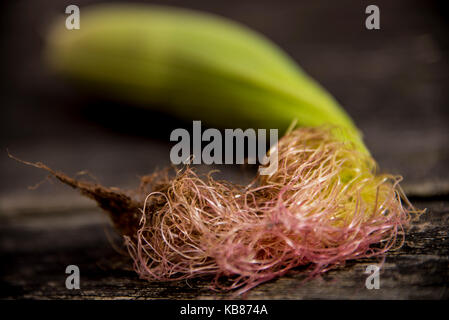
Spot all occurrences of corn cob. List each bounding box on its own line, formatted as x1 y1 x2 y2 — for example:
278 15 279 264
30 4 420 293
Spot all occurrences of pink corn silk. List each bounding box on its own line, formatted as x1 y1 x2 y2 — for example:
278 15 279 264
125 127 418 294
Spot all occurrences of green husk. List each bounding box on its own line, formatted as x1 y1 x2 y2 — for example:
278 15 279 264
46 3 368 154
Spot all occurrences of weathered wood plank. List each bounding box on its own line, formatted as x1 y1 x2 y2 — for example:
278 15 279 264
0 199 447 299
1 0 448 300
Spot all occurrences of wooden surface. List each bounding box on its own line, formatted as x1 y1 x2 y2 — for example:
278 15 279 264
1 0 448 299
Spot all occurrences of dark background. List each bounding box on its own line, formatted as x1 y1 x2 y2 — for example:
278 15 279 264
0 0 448 299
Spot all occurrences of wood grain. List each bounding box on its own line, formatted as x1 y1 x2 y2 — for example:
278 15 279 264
1 0 448 299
